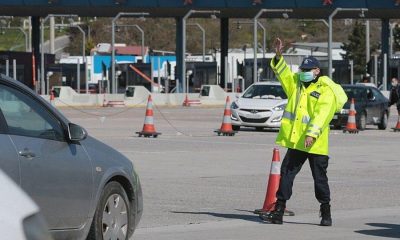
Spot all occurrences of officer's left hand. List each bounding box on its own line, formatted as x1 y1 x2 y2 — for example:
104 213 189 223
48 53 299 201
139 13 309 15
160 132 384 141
304 136 315 148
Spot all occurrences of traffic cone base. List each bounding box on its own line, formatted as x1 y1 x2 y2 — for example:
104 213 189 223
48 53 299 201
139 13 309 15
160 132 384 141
214 129 236 136
137 95 161 138
254 207 295 217
136 131 161 138
392 116 400 132
343 128 359 134
215 96 236 136
343 98 359 134
183 94 190 107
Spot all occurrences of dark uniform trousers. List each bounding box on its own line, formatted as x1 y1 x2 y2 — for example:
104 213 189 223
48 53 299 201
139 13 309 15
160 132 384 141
277 148 331 204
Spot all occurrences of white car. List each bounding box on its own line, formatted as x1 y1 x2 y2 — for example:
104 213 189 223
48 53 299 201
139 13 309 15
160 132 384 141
0 169 53 240
231 81 287 131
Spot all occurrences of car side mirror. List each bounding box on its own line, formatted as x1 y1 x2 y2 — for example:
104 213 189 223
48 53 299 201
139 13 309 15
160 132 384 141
68 123 87 141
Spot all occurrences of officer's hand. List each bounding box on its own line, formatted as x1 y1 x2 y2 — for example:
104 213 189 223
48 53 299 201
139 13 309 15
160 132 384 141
274 38 283 58
304 136 315 148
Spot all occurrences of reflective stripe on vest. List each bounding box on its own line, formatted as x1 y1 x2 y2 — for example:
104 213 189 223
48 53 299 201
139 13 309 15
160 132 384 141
283 111 295 121
307 123 322 137
302 115 310 124
283 110 310 124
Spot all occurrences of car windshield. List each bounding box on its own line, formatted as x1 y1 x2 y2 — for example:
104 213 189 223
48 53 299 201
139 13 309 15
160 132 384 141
343 87 367 100
242 84 287 99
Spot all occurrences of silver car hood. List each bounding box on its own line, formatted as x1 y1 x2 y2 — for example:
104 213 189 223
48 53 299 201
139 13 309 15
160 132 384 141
236 98 287 110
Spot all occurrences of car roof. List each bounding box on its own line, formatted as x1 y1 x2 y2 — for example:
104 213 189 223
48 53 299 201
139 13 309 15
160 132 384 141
252 81 282 86
341 84 371 89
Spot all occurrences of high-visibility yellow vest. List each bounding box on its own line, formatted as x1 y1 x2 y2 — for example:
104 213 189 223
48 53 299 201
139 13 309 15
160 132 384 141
271 56 342 155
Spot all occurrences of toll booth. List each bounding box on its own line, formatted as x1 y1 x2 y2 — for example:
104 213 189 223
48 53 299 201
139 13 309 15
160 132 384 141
47 63 86 93
0 51 54 90
115 62 153 93
367 56 400 89
186 61 218 93
389 58 400 81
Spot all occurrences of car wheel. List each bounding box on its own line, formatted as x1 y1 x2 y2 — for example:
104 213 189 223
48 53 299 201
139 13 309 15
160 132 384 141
378 111 388 130
255 127 264 131
232 125 240 131
357 112 367 130
87 182 130 240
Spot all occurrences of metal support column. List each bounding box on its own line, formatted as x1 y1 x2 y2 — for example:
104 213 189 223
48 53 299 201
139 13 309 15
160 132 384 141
381 19 390 90
220 18 229 89
31 17 40 91
176 17 184 93
50 17 55 54
366 20 370 63
374 54 378 86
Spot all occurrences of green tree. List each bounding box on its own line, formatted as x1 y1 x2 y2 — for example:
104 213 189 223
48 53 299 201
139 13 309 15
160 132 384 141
341 21 368 75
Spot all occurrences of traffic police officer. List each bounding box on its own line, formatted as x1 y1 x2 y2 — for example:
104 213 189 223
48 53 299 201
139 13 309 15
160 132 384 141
260 38 346 226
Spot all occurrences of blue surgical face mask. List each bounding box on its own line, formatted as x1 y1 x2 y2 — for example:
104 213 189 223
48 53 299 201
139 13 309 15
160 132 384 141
299 71 315 82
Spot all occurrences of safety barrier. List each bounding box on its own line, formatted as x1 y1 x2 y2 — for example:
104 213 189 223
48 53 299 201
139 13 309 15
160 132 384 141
44 85 235 107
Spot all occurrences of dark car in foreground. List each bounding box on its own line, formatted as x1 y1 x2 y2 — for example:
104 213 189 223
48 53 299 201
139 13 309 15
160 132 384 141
331 84 389 130
0 74 142 239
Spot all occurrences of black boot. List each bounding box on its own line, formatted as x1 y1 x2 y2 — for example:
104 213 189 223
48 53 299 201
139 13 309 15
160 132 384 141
320 203 332 226
259 200 286 224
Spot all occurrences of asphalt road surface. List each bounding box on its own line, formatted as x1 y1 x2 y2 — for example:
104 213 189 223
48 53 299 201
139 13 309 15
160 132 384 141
60 105 400 240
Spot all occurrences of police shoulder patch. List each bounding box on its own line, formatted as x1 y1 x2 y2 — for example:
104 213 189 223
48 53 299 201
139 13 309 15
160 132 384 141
310 91 321 99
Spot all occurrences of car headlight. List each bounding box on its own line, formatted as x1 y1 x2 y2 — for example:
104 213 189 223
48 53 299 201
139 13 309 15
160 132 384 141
23 213 53 240
273 104 286 111
231 101 239 109
271 115 283 122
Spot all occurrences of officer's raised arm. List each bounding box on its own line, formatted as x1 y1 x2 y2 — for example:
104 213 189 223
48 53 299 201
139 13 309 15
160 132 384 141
274 38 283 60
269 38 296 97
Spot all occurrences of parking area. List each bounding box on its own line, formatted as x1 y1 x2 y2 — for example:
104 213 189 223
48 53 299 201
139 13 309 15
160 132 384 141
61 105 400 240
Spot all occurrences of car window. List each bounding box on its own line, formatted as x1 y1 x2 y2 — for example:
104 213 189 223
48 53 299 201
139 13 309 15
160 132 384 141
343 87 367 100
0 84 64 141
367 89 374 100
371 88 386 101
242 85 287 99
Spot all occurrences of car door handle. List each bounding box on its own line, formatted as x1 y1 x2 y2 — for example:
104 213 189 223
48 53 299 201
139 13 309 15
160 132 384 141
18 149 36 159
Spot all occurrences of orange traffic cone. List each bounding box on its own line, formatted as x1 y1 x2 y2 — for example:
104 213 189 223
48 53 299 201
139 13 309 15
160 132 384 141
254 148 281 214
343 98 359 134
214 96 236 136
254 148 295 216
393 115 400 132
183 94 190 107
136 95 161 138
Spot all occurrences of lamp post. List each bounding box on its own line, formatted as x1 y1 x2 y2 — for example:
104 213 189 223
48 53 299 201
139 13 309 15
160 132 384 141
7 27 28 51
253 9 292 83
366 20 370 63
112 12 149 94
115 24 145 63
328 8 368 79
187 23 206 62
182 10 219 94
70 23 86 94
55 22 86 93
41 14 77 95
237 20 266 61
